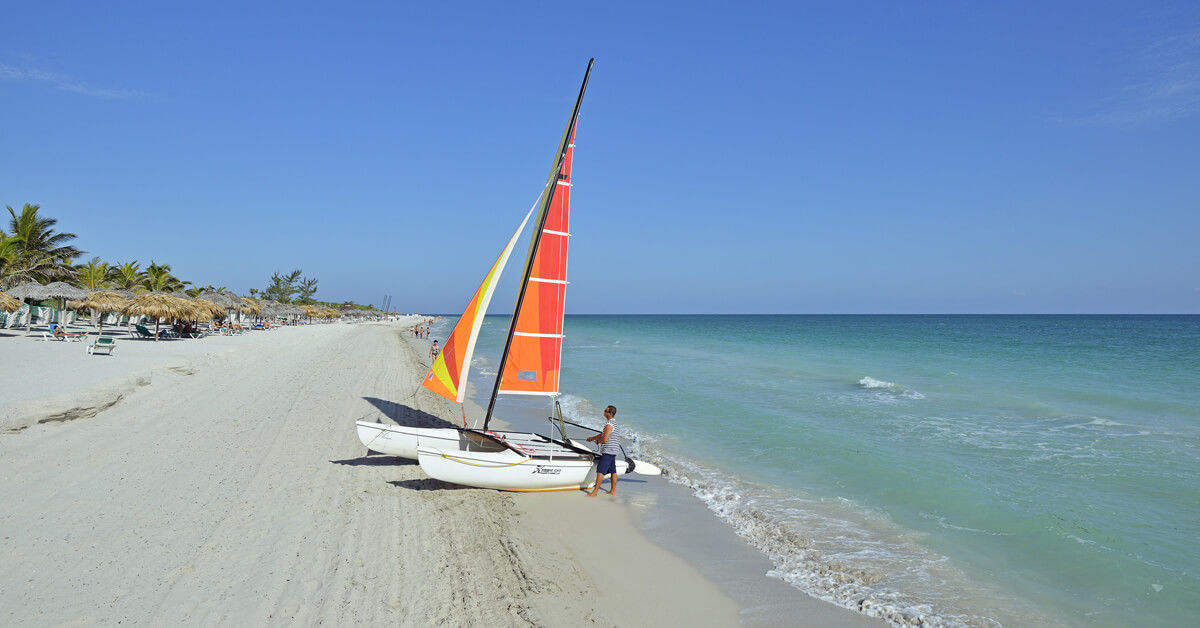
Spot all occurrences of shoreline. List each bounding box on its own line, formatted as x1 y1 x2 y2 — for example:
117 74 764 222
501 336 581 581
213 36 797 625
0 320 878 625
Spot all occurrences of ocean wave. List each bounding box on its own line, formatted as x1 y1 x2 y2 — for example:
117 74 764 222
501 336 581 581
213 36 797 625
553 392 1012 627
556 393 654 455
858 377 926 401
654 452 1000 627
919 513 1015 537
859 376 898 389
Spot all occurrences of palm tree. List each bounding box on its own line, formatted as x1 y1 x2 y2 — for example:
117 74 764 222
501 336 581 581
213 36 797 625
0 234 23 289
73 257 112 329
185 284 226 298
109 261 145 291
75 257 110 290
145 261 189 292
1 204 80 287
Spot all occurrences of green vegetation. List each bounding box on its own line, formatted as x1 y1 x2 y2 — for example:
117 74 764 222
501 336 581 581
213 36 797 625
257 269 320 304
1 203 382 311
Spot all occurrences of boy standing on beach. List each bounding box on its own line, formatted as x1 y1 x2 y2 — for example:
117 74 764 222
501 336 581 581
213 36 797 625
585 405 621 497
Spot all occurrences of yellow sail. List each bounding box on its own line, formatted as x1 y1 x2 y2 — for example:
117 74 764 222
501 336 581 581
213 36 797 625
423 204 536 404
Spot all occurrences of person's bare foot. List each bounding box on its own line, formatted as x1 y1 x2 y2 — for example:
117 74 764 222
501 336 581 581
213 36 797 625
604 490 615 495
585 490 598 497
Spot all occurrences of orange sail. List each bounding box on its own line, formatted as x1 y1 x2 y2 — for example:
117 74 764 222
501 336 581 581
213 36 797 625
424 205 536 404
497 130 575 396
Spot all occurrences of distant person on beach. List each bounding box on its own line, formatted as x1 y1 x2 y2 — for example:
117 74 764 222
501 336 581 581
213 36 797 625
430 339 440 359
50 323 67 339
585 405 621 497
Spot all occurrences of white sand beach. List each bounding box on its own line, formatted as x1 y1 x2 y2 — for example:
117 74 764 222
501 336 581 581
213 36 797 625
0 321 880 626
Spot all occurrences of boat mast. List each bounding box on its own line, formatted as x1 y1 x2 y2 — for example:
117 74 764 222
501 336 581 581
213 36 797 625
483 58 593 430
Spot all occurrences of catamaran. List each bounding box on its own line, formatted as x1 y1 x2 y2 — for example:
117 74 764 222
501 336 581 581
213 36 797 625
356 59 659 491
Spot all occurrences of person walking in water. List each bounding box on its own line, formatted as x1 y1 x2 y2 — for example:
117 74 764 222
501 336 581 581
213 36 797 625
585 405 621 497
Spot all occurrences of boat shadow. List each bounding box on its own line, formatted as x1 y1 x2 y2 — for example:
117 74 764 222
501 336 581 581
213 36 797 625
388 478 476 491
330 455 417 466
361 396 459 429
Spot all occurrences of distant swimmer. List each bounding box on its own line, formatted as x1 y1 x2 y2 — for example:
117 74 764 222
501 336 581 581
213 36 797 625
585 405 621 497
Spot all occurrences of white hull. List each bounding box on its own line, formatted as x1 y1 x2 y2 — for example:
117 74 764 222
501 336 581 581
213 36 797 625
355 421 462 459
418 445 596 492
355 422 602 465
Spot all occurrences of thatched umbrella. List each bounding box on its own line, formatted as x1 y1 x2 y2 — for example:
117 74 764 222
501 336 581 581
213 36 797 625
238 298 261 316
199 291 241 323
4 282 38 333
123 293 191 341
39 282 89 325
257 299 280 319
5 281 87 334
78 291 129 336
192 298 225 321
0 291 21 313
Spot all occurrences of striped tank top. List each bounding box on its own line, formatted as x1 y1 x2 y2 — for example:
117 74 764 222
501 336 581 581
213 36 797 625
601 419 622 455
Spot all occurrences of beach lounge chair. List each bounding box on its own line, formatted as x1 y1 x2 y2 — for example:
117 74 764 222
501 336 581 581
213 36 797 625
39 331 58 341
88 336 116 355
132 325 156 340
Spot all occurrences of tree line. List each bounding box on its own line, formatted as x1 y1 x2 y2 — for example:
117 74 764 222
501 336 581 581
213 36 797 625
1 203 367 309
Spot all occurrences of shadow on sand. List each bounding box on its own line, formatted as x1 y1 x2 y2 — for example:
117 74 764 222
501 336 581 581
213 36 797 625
388 478 474 491
361 396 459 429
330 455 417 466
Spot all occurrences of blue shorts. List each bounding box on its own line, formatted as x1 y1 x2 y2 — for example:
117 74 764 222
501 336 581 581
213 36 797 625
596 453 618 475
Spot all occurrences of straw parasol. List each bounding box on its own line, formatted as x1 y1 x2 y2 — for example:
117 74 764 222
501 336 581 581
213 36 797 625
199 291 242 322
123 293 192 341
0 291 22 312
257 299 281 318
238 298 261 316
192 298 225 320
78 291 129 336
6 281 90 334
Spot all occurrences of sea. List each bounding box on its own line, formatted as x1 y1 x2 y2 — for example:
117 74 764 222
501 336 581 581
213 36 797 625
431 314 1200 627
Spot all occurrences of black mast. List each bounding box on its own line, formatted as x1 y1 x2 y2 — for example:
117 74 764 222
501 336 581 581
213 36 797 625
483 58 594 430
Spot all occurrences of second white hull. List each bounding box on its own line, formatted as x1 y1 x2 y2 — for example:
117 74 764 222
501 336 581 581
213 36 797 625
355 421 461 459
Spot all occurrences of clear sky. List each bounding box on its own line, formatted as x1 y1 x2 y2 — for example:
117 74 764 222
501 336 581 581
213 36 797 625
3 2 1198 313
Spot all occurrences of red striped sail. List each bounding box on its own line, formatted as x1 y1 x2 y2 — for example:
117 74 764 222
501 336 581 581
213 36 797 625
497 130 575 396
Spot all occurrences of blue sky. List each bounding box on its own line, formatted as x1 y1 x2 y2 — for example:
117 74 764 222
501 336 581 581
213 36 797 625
2 2 1198 313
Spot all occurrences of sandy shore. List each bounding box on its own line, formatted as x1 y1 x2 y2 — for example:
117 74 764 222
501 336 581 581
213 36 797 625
0 321 879 625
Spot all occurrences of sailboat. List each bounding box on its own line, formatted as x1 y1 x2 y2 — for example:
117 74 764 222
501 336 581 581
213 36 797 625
356 59 658 490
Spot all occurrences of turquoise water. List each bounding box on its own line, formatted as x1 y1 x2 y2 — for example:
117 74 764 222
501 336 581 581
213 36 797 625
441 315 1200 626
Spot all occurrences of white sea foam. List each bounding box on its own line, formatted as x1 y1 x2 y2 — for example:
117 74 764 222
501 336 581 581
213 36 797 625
920 513 1016 537
651 450 1001 627
858 376 926 401
859 376 897 389
552 402 1005 627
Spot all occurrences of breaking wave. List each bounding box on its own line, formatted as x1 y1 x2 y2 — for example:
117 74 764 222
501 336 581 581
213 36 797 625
555 394 1002 628
858 376 926 400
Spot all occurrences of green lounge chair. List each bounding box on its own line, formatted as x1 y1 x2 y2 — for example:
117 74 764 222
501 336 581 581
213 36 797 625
88 336 116 355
